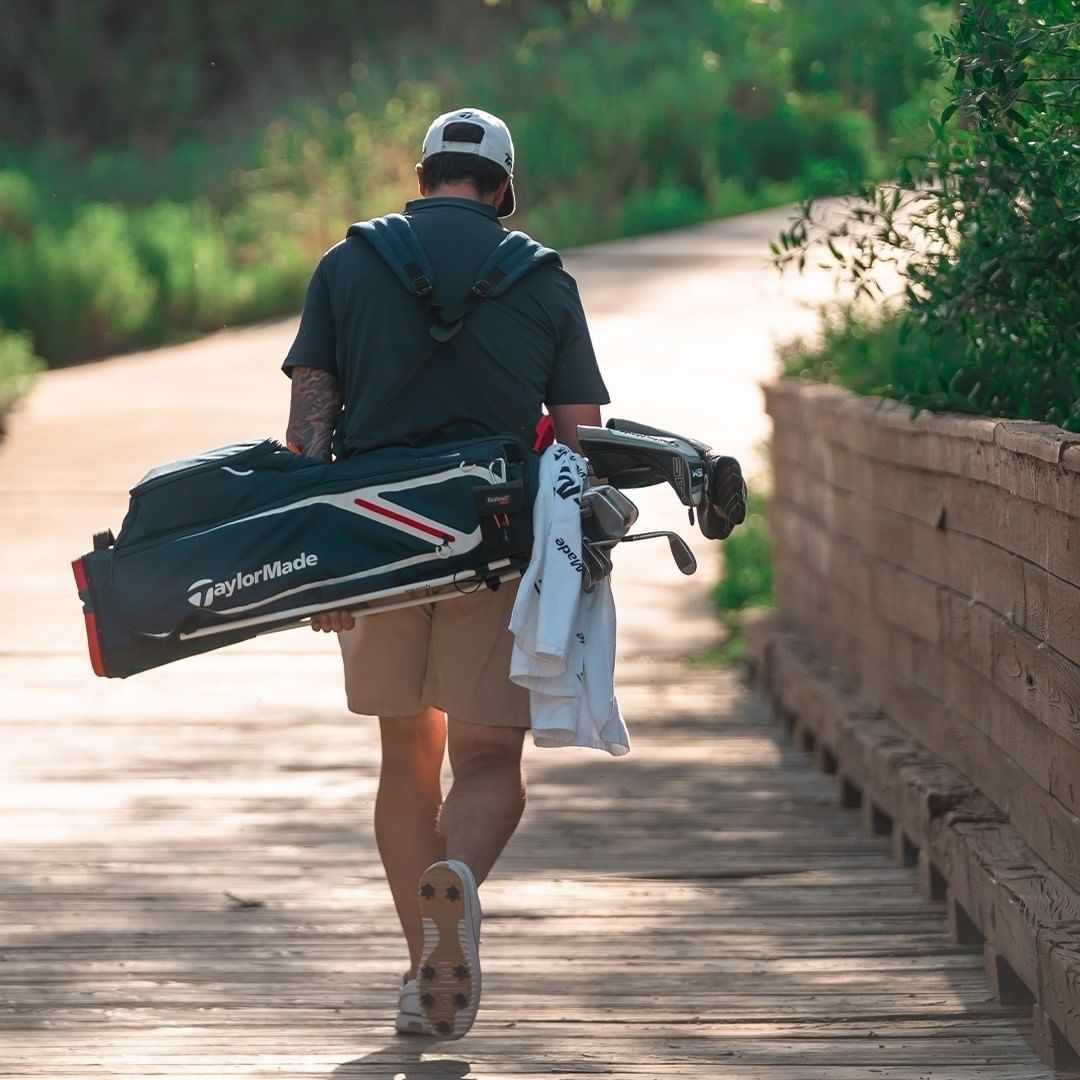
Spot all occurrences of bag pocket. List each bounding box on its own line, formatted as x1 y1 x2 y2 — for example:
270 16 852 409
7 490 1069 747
473 478 532 562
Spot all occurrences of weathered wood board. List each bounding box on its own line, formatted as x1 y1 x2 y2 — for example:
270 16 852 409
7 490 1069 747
750 615 1080 1073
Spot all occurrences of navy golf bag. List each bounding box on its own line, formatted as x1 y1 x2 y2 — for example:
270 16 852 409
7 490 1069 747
73 434 537 678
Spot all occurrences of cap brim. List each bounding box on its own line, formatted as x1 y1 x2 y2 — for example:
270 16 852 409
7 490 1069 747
497 180 515 218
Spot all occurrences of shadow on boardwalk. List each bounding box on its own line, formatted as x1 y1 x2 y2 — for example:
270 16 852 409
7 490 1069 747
0 657 1052 1079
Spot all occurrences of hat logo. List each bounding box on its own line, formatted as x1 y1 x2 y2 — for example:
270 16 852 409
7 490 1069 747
505 152 513 168
458 111 474 118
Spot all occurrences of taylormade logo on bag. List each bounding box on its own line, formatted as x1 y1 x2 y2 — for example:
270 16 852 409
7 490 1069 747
187 553 319 608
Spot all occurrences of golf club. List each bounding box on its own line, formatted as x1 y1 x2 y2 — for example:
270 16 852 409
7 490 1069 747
588 530 698 576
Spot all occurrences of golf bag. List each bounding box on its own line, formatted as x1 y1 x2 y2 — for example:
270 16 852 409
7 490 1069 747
73 434 537 678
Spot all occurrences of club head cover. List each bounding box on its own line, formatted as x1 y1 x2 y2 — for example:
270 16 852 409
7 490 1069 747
577 422 707 505
698 454 747 540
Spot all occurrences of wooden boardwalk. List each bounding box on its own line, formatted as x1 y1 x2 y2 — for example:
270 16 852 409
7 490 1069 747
0 207 1057 1076
1 654 1053 1078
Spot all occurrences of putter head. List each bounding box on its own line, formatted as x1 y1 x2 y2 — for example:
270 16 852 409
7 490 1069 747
577 420 707 508
581 484 639 543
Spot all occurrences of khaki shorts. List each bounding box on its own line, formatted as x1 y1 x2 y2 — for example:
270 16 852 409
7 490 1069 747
337 580 531 728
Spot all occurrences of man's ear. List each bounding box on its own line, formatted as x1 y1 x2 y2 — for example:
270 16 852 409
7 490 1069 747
415 163 427 196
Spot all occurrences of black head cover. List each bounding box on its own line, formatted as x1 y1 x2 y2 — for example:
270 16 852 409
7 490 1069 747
576 419 707 506
698 453 747 540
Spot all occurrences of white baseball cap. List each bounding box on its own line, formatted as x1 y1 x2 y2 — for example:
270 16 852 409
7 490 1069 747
421 107 516 217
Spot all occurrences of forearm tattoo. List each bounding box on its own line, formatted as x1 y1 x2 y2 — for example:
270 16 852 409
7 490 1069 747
286 367 341 462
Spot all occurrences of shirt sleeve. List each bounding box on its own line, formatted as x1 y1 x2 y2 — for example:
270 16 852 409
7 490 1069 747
544 270 610 407
281 258 337 379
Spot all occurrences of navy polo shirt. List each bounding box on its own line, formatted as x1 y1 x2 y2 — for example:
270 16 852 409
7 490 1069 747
282 197 609 455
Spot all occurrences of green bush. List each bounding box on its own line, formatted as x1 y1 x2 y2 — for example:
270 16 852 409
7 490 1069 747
0 168 43 235
708 490 774 663
1 204 158 362
0 325 44 427
619 185 706 237
714 491 774 617
132 201 249 337
779 305 969 402
778 1 1080 430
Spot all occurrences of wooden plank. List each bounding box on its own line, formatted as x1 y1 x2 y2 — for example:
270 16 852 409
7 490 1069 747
774 446 1080 668
946 653 1080 818
777 438 1080 607
941 591 1080 755
1033 1000 1080 1072
767 378 1080 518
994 420 1080 463
940 818 1047 996
761 631 979 861
773 472 1080 872
758 625 1080 1070
849 616 1080 894
1040 927 1080 1057
984 943 1036 1006
768 598 1080 923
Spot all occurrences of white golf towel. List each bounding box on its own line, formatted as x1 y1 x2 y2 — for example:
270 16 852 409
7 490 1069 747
509 444 629 756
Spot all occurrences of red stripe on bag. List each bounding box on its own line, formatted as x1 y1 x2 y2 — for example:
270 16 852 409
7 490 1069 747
353 499 454 542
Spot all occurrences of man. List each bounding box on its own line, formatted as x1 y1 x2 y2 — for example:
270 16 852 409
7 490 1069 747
281 107 609 1040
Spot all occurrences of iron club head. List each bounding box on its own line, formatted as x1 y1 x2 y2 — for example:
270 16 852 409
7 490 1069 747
666 533 697 575
612 530 698 575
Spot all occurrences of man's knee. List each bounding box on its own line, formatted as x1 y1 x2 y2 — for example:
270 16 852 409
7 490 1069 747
447 718 525 778
379 709 446 767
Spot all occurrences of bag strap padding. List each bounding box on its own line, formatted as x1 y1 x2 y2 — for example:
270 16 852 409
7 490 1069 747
347 217 561 313
473 231 561 299
346 214 436 297
338 214 563 450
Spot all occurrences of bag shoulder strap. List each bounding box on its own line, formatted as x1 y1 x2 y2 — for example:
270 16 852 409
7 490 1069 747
346 214 436 298
346 216 561 321
472 230 561 300
339 216 562 450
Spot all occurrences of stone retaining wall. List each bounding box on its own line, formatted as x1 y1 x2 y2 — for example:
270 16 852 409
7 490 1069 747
748 379 1080 1067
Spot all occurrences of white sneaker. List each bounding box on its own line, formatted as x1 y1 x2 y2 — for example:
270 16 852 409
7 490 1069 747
416 859 482 1040
395 977 433 1036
